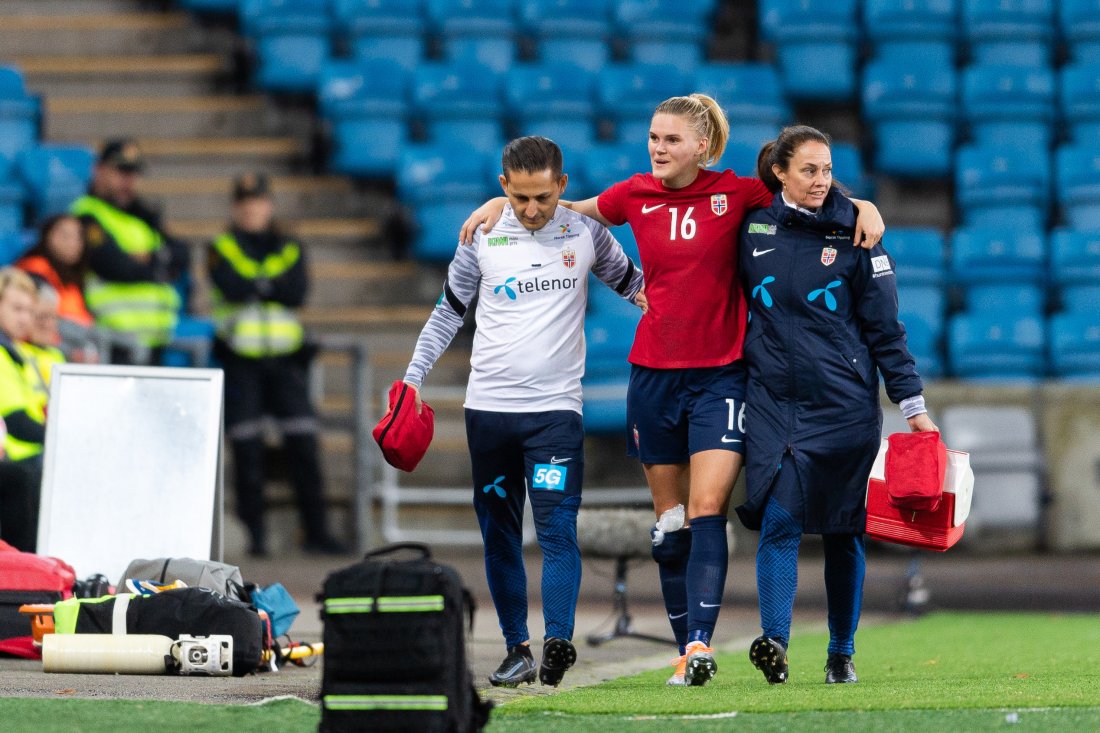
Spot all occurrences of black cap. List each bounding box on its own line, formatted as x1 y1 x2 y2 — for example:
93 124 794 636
98 138 145 172
232 172 271 201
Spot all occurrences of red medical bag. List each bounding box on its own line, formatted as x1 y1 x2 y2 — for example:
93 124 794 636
865 437 974 552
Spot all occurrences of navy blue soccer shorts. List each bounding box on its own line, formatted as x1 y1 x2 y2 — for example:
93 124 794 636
626 361 748 464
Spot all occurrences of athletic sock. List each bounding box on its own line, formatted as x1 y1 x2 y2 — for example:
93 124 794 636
651 527 691 654
757 499 802 645
685 515 729 644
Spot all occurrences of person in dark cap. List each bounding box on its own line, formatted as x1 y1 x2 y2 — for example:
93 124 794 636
70 138 189 363
206 172 345 557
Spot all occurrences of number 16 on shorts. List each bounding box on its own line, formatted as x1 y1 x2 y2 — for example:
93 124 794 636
532 464 567 491
725 397 746 440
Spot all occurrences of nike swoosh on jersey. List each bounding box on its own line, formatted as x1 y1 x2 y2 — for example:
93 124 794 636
720 436 742 443
752 248 776 257
668 611 688 620
641 203 667 214
550 456 572 464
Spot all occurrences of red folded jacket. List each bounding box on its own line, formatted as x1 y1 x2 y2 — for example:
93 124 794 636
372 380 435 473
885 431 947 512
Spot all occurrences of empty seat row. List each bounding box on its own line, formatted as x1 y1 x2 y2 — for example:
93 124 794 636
0 145 95 235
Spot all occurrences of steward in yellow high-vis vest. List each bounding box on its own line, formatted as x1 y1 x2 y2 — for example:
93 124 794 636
207 172 343 558
72 139 189 359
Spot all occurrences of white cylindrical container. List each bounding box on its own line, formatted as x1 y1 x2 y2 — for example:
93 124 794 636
42 634 175 675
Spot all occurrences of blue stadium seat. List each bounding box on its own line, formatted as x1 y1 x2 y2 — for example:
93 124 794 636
1060 63 1100 144
505 63 597 149
412 62 505 151
955 144 1050 229
582 283 640 433
433 0 518 75
176 0 239 13
0 231 32 266
1049 311 1100 378
862 0 957 65
961 65 1055 148
962 0 1055 66
950 227 1046 285
334 0 426 71
396 143 493 206
830 141 873 200
862 57 956 177
1055 144 1100 230
897 284 946 378
518 0 612 38
596 64 688 143
0 180 21 236
241 0 333 93
16 144 94 221
330 118 408 178
948 310 1046 379
0 67 40 172
693 63 791 147
536 38 610 74
711 140 761 178
1061 0 1100 62
1050 228 1100 286
580 143 651 193
759 0 860 101
886 228 946 286
412 200 481 262
630 41 704 75
317 59 408 120
444 37 516 75
965 283 1045 316
614 0 716 72
1062 285 1100 313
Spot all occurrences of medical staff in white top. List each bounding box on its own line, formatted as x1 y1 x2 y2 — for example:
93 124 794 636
402 136 644 689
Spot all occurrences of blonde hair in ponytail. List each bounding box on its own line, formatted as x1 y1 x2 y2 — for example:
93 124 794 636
653 93 730 168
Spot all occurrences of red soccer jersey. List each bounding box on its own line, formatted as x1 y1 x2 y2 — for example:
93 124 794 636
597 169 773 368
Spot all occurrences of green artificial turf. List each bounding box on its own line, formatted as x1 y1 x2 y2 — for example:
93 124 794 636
493 612 1100 720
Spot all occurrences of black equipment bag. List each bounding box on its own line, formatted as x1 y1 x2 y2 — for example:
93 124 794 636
319 543 492 733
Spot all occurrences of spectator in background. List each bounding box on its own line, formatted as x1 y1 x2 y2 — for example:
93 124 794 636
71 139 189 364
0 267 46 551
16 214 93 329
206 172 344 557
19 283 67 411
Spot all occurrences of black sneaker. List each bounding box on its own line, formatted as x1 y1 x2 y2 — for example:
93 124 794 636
749 636 789 684
824 653 858 683
538 637 576 687
488 645 536 687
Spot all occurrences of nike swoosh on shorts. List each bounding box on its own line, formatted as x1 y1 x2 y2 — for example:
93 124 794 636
720 436 742 443
550 456 572 464
753 248 775 257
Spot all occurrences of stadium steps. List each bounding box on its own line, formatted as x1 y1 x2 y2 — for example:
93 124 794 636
0 0 442 546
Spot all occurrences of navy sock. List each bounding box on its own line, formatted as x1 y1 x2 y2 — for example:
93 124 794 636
685 515 729 646
652 527 691 654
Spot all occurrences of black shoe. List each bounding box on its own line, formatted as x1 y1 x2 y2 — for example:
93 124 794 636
824 653 858 683
488 644 536 687
302 536 349 556
749 636 789 685
538 637 576 687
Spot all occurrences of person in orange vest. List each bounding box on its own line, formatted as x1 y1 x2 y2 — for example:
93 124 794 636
17 214 94 330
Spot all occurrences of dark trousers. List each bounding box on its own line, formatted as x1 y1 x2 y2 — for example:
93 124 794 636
222 349 329 550
0 456 43 552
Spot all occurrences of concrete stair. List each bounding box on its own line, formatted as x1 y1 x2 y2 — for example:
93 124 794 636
0 0 479 550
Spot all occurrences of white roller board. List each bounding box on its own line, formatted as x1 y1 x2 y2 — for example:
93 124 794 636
37 364 224 581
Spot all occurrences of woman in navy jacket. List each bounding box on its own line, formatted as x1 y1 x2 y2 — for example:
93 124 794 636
736 125 937 685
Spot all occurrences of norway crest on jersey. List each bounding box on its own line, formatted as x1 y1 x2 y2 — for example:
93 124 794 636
561 248 576 268
711 193 728 216
821 247 837 266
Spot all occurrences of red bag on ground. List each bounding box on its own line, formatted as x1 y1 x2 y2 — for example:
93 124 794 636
885 431 948 512
372 380 435 472
0 540 76 645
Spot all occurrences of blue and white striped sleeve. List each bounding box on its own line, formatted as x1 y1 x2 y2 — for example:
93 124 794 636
402 242 481 389
589 220 643 301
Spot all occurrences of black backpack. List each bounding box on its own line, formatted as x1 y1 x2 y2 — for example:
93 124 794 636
318 543 492 733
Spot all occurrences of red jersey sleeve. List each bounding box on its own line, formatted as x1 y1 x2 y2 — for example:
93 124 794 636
596 178 632 226
741 177 774 212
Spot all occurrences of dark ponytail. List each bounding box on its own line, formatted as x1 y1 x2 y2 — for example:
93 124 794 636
756 125 832 194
